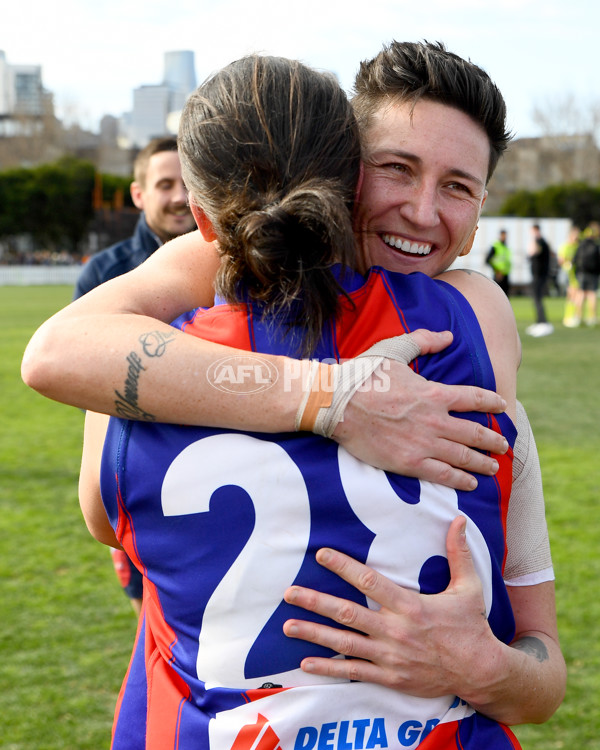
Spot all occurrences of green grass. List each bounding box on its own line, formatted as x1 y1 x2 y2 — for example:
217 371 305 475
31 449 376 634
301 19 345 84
1 287 136 750
1 287 599 748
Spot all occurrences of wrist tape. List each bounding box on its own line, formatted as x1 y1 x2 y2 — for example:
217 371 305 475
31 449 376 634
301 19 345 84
294 334 422 438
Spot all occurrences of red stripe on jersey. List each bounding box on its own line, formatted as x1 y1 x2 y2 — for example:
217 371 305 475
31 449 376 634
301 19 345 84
143 579 192 750
115 474 146 577
243 687 290 703
487 414 514 575
417 720 463 749
335 270 413 360
417 717 521 749
179 305 254 349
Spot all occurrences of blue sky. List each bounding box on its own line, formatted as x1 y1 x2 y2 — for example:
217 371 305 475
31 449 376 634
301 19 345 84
4 0 598 138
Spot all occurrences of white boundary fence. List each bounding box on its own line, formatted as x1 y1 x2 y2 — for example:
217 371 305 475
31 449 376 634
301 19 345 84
0 217 573 287
0 265 81 286
450 216 572 287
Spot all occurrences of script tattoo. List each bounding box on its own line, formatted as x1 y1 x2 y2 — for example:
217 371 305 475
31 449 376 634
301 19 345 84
512 636 549 663
113 330 176 420
139 330 176 357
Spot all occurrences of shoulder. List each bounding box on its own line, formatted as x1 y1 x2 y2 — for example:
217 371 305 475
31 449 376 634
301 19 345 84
437 268 516 338
436 269 519 418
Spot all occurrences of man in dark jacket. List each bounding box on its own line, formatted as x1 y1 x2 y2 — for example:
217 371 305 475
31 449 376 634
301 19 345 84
525 223 554 337
73 137 196 612
74 137 196 298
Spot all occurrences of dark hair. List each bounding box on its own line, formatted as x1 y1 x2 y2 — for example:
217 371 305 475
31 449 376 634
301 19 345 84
352 41 512 182
133 137 178 187
178 55 361 355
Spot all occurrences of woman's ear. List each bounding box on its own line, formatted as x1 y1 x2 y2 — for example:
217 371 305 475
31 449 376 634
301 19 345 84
190 202 218 242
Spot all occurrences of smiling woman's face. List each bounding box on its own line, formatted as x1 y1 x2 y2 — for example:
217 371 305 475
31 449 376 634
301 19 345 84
354 98 490 278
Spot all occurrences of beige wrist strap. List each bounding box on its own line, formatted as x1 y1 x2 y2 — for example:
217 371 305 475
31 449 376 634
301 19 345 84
295 361 334 432
295 333 422 437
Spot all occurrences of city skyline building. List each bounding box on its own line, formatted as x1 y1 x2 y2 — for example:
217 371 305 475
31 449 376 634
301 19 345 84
0 51 16 116
13 64 47 116
123 49 197 148
164 50 196 111
0 50 54 141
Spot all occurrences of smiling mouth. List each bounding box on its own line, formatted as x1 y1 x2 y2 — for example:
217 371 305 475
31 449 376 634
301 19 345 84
382 234 432 256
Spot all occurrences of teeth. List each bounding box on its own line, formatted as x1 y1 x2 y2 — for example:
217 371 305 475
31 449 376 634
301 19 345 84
383 235 431 255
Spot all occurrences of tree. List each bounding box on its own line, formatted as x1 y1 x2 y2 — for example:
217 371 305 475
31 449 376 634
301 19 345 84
0 158 125 256
531 94 600 185
499 181 600 228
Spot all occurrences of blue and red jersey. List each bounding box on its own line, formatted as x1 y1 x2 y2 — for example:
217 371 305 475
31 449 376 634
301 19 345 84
101 266 519 749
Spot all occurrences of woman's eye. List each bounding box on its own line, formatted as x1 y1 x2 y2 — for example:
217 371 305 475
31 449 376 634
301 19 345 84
384 162 409 175
448 182 472 194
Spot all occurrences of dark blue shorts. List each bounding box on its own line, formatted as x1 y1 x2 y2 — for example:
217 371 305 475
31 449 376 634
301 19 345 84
576 271 599 292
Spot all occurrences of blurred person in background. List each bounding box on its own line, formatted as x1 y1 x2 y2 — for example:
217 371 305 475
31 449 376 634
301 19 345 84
557 224 582 327
572 221 600 327
525 223 554 337
73 137 196 615
485 228 512 295
74 137 195 298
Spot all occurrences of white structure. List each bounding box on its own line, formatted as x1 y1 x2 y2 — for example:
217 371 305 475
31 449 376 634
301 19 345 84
0 50 51 130
130 84 173 147
0 51 15 115
451 216 573 287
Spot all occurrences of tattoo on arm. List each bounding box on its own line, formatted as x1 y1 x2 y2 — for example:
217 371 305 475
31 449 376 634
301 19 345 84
139 330 176 357
113 330 177 420
512 636 549 663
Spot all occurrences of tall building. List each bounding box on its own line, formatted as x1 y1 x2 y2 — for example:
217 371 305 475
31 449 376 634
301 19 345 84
13 65 48 116
130 84 173 147
0 51 53 142
164 50 196 112
124 50 197 148
0 51 15 116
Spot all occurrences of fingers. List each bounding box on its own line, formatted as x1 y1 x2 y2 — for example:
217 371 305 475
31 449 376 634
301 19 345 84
314 548 410 612
282 602 370 656
402 436 504 491
444 383 507 416
445 516 473 582
442 415 509 456
283 584 385 664
408 459 480 492
407 328 453 356
445 517 486 611
297 654 384 685
283 548 409 632
284 583 370 632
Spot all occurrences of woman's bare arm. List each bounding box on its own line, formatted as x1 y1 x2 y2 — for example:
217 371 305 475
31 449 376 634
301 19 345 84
22 232 508 490
79 412 120 549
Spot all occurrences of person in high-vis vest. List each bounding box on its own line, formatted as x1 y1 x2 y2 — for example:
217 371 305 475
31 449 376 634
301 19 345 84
486 229 512 296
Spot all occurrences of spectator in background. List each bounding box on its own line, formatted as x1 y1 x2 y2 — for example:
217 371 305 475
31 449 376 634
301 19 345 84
558 224 582 327
73 137 196 614
572 221 600 327
73 137 196 298
526 223 554 337
485 228 511 295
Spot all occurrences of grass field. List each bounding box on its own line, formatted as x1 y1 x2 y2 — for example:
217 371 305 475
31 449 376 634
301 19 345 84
1 286 599 748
